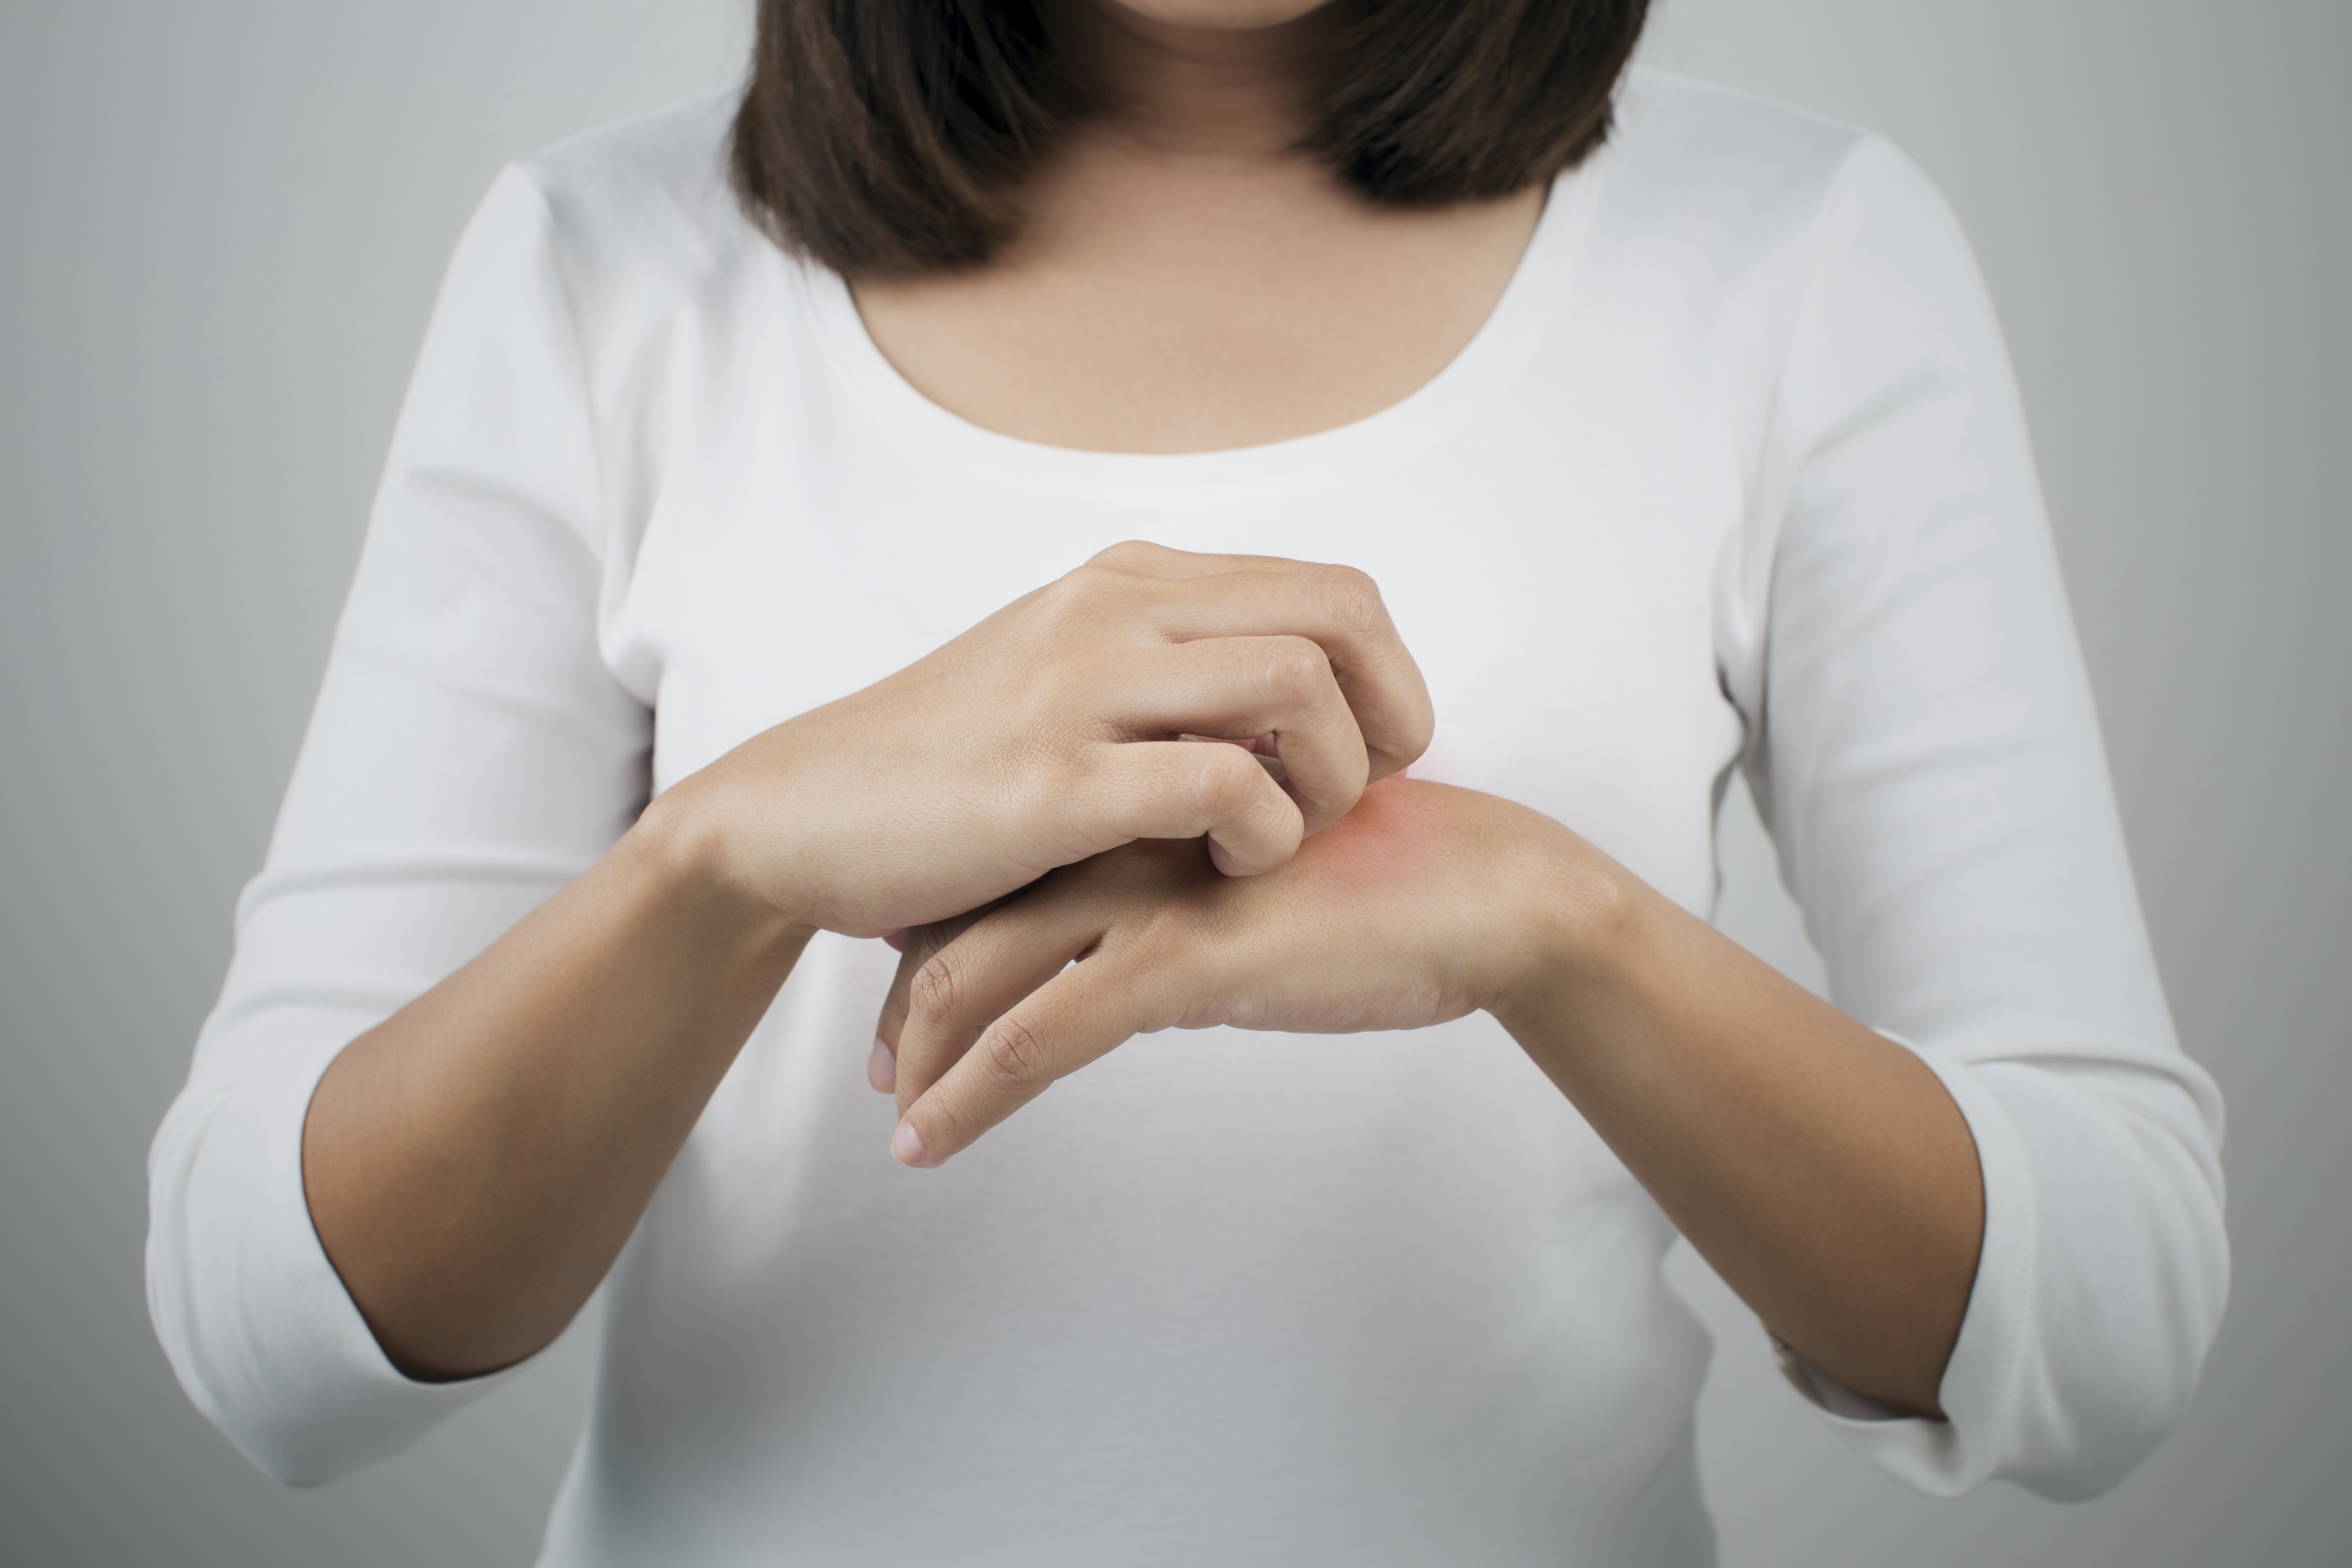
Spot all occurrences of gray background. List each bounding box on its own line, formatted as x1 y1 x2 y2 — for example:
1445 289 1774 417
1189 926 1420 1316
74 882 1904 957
1 0 2343 1562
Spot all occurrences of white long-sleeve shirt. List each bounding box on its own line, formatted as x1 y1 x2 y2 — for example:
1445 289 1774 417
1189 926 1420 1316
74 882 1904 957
146 70 2228 1567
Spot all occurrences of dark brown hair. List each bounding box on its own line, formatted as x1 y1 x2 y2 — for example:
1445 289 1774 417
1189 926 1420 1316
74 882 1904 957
730 1 1649 276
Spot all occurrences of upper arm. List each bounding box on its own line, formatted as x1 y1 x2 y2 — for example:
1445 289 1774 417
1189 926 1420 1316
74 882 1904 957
146 164 651 1483
1732 138 2226 1497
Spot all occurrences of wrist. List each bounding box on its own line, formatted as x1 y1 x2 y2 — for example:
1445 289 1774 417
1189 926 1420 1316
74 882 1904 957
1485 821 1640 1037
629 781 821 949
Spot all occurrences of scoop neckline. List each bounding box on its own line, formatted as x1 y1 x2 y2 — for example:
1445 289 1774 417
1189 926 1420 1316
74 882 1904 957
799 152 1609 497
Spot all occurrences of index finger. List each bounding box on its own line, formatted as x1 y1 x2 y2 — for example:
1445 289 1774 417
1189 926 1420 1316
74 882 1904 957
1086 543 1435 781
891 949 1161 1169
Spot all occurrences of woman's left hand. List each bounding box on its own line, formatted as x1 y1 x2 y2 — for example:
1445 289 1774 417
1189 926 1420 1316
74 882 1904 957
873 775 1591 1167
873 770 1984 1415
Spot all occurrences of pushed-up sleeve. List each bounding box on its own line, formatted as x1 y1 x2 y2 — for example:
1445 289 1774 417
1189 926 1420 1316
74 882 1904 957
144 165 651 1487
1732 138 2229 1499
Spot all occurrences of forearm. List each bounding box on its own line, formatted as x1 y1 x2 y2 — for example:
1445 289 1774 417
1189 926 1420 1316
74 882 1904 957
301 795 812 1382
1492 852 1985 1416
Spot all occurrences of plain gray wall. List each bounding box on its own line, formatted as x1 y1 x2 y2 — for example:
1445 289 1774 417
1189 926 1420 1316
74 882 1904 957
2 1 2344 1563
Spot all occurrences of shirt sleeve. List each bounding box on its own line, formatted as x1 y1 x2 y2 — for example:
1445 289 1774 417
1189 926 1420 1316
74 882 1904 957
1728 137 2230 1500
144 164 651 1487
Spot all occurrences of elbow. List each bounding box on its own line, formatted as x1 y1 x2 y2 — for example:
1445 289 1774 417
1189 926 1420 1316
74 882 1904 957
2006 1080 2232 1500
146 1134 369 1489
145 1202 353 1489
146 1068 469 1489
2026 1201 2229 1500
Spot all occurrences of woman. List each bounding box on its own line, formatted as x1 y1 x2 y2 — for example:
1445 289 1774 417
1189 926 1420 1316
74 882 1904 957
147 1 2228 1562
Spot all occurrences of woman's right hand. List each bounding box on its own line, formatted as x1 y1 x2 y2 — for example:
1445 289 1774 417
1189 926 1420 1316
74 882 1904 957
653 540 1435 938
301 540 1426 1379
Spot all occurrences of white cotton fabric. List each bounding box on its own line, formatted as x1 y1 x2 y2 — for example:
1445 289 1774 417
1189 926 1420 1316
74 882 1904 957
146 70 2228 1566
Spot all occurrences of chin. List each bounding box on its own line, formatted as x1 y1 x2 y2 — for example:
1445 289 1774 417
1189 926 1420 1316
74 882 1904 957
1105 0 1336 29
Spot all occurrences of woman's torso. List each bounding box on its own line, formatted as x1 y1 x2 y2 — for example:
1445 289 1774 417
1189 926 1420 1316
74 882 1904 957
522 70 1860 1566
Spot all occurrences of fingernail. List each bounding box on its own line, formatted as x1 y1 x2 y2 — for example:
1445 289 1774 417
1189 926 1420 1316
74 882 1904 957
867 1034 896 1092
891 1118 927 1168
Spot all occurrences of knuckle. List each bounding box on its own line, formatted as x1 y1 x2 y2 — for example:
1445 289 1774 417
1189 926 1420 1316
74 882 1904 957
1046 746 1129 859
1085 539 1161 573
1403 701 1436 759
1381 682 1438 766
1062 560 1118 595
1319 565 1385 637
1260 637 1332 706
907 951 965 1027
1041 561 1137 636
1037 568 1092 620
1193 742 1266 819
982 1015 1053 1086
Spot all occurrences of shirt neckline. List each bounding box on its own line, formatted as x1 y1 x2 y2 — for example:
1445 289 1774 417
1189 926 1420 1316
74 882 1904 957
798 150 1610 497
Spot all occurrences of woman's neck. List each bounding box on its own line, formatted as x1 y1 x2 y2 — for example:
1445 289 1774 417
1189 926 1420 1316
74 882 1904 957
850 1 1550 454
1072 3 1337 164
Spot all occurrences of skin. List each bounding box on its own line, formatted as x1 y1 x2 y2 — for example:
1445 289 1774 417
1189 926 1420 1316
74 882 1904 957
304 542 1435 1378
305 0 1985 1416
876 780 1983 1415
853 1 1549 453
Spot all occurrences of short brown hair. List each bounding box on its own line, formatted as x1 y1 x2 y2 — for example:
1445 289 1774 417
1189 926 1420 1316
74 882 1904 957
731 1 1650 276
